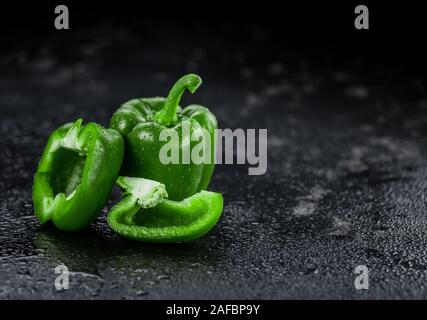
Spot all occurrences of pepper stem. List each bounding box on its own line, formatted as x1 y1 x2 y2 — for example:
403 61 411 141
154 74 202 126
117 176 168 209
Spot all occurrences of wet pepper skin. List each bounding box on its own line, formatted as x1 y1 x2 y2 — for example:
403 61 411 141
110 74 218 201
32 119 124 231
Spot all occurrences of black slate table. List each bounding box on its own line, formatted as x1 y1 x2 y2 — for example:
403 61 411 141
1 16 427 299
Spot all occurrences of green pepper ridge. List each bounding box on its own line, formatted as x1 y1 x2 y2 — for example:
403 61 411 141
32 119 124 231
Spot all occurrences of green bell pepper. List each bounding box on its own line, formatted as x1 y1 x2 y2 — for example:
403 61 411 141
110 74 218 201
107 176 223 243
32 119 124 231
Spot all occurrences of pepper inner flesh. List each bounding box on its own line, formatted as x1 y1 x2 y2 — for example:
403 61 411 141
49 148 85 197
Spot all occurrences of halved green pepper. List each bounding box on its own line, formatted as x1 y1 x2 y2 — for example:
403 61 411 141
110 74 218 201
32 119 124 231
107 176 223 243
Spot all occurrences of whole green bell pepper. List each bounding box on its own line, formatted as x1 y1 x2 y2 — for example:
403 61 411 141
107 176 223 243
32 119 124 231
110 74 218 201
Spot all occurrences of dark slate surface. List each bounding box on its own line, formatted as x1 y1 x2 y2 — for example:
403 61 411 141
1 20 427 299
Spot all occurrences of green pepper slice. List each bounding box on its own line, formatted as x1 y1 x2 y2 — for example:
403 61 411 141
109 74 218 201
32 119 124 231
107 176 223 243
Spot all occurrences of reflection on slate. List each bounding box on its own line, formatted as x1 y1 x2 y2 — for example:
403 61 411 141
1 17 427 299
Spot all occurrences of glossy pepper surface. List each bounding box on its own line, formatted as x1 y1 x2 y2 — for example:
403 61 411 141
32 119 124 231
107 176 223 242
110 74 218 201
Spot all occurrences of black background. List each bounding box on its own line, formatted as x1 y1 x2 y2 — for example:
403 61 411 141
1 1 427 299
